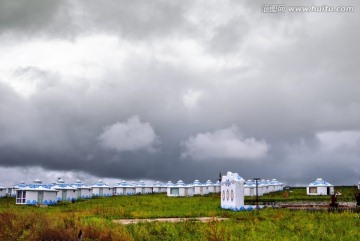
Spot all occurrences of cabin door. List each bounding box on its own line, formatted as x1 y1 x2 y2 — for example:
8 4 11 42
62 190 67 201
99 188 103 196
38 191 44 204
327 187 330 195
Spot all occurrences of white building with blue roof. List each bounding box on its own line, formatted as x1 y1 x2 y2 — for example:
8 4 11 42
91 180 113 197
71 180 93 199
135 180 152 194
0 184 6 198
125 182 136 195
15 179 57 205
112 180 127 195
152 181 165 193
307 178 334 196
192 179 204 195
52 178 78 202
244 180 256 197
215 180 221 193
167 180 193 197
221 171 246 210
204 180 215 194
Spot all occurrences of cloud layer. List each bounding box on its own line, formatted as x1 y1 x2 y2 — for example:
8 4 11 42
181 126 269 161
0 0 359 186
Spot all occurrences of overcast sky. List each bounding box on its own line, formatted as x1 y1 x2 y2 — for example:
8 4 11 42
0 0 359 187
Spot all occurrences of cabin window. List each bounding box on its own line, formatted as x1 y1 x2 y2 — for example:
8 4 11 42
309 187 317 193
16 191 26 204
170 188 179 195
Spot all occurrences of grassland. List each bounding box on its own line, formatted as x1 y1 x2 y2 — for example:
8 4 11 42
0 186 359 241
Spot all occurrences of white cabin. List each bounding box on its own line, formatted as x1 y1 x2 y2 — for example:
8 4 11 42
204 180 215 194
214 181 221 193
52 178 78 202
152 181 164 193
167 180 193 197
91 180 113 197
135 180 152 194
71 180 93 199
221 171 245 210
113 180 127 195
15 179 57 205
244 180 256 197
192 179 204 195
125 182 136 195
0 184 6 198
307 178 334 196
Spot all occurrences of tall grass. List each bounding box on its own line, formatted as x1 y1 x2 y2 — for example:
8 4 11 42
0 190 359 240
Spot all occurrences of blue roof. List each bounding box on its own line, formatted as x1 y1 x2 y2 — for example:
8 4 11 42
308 178 333 186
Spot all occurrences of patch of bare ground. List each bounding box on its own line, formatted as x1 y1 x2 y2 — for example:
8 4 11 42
113 217 229 225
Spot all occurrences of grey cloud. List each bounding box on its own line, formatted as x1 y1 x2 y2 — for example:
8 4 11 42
181 125 269 161
0 0 359 186
98 115 159 153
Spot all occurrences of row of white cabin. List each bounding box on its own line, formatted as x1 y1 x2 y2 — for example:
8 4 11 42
1 177 285 205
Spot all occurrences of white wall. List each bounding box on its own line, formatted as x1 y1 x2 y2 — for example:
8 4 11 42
0 188 6 198
221 172 245 210
79 188 93 198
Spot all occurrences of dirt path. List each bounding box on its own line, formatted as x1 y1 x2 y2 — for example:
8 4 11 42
113 217 229 225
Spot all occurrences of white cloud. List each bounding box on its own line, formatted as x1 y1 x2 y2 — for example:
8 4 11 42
182 89 203 109
98 115 159 152
181 125 269 161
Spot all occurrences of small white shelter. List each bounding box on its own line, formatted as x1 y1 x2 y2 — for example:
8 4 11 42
204 180 215 194
192 179 204 195
52 178 78 202
260 179 269 194
307 178 334 196
15 179 57 205
125 182 136 195
91 180 113 197
6 187 16 197
113 180 127 195
0 184 6 198
135 180 152 194
71 180 93 199
244 180 256 197
221 171 245 210
214 181 221 193
167 180 193 197
152 181 164 193
272 179 283 192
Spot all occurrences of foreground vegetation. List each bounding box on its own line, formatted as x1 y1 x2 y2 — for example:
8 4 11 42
0 187 359 241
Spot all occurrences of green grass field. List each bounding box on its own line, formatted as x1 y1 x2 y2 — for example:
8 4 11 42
0 187 359 241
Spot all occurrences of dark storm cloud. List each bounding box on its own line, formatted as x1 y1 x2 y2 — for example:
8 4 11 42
0 0 359 186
